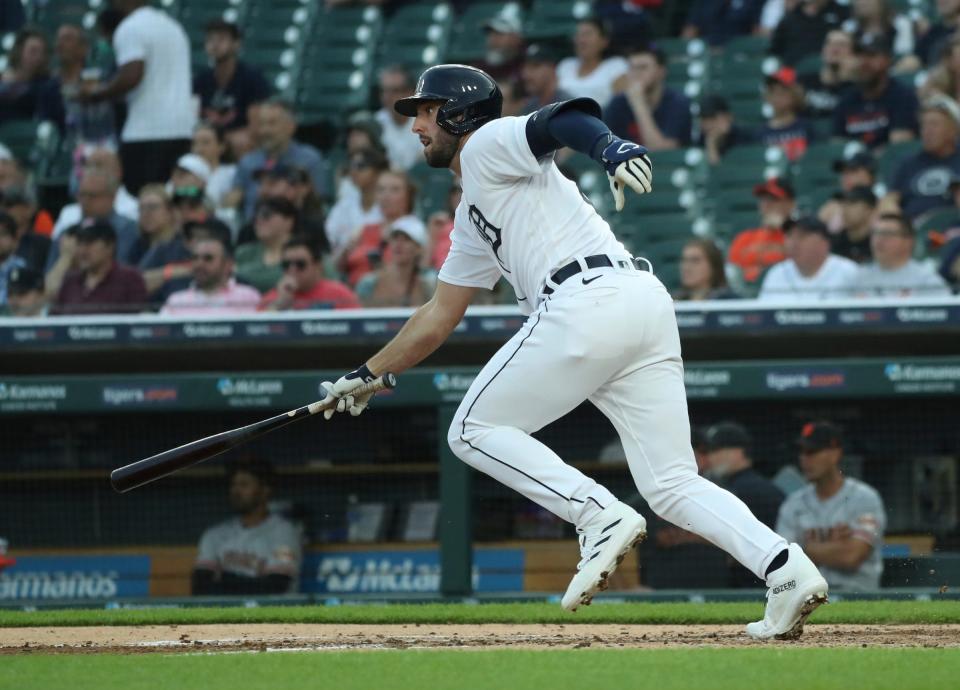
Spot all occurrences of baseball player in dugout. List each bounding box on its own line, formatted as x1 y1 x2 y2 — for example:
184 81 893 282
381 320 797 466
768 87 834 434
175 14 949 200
320 64 829 640
192 458 302 595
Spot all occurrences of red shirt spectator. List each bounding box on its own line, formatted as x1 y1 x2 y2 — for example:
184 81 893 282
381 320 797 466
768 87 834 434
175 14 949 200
728 178 795 284
260 235 359 311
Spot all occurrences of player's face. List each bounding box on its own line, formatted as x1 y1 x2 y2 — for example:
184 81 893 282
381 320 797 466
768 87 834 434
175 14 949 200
229 471 268 515
799 448 840 481
412 101 461 168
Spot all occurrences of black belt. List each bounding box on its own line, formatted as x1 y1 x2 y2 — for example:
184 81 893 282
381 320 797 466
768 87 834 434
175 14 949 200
542 254 648 295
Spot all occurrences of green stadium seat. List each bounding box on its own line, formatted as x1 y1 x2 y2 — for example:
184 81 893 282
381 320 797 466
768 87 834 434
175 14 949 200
446 2 523 64
0 119 38 164
712 210 761 240
376 2 452 73
612 212 696 246
31 0 96 34
524 0 593 41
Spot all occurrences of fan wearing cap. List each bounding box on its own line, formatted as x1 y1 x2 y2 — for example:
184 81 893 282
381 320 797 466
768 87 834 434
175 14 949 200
520 42 574 116
375 66 425 172
758 215 859 302
356 216 436 308
760 67 815 162
776 421 887 591
695 94 759 165
472 10 526 84
259 236 359 311
728 177 796 284
832 32 919 148
2 266 46 317
770 0 849 66
832 185 878 263
799 30 857 120
852 212 952 296
818 150 878 233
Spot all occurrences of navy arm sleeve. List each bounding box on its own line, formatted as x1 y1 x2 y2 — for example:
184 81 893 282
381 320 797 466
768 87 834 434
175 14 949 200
525 98 614 162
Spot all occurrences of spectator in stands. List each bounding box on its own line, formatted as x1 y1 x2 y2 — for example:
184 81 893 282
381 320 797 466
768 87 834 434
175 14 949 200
53 148 139 239
171 186 210 229
193 20 271 158
192 458 301 595
136 185 191 299
259 236 359 311
228 98 328 221
325 148 387 257
191 122 237 211
834 185 878 263
0 144 22 193
344 111 385 159
2 188 52 273
170 153 210 200
604 44 691 151
777 421 886 591
249 164 328 254
833 32 919 148
36 24 89 135
852 212 952 296
556 18 628 110
374 65 424 172
682 0 765 46
473 9 525 84
356 216 435 307
161 233 259 316
885 95 960 220
759 215 859 301
846 0 915 60
703 422 785 587
0 26 51 123
799 29 857 120
938 233 960 290
427 208 454 271
819 150 877 232
51 220 147 315
728 177 795 285
235 197 298 293
2 266 46 317
0 211 26 306
519 42 573 116
914 0 960 67
80 0 195 194
760 66 815 161
696 94 758 166
674 238 737 301
920 33 960 102
771 0 848 66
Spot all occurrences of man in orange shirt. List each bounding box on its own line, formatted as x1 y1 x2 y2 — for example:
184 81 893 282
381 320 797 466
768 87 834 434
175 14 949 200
259 236 360 311
728 177 796 285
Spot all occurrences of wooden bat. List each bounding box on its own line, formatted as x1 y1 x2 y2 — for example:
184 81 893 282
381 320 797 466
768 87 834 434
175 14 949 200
110 373 397 493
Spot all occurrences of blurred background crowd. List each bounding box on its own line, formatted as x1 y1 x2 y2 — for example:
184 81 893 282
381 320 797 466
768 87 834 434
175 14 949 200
2 0 960 318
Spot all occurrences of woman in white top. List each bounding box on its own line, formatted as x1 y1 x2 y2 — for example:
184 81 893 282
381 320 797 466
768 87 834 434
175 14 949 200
191 122 236 209
556 18 629 109
325 147 388 255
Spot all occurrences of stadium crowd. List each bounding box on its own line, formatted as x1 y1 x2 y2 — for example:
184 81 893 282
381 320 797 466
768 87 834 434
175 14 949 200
2 0 960 317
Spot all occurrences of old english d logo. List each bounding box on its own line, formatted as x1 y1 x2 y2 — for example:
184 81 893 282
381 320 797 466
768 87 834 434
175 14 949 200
468 204 509 272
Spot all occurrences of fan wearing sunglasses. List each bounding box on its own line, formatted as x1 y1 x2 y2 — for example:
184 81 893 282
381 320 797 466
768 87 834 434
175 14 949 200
259 236 360 311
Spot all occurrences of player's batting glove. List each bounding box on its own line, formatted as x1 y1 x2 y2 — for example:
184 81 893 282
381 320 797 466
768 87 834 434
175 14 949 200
599 137 653 212
320 364 378 419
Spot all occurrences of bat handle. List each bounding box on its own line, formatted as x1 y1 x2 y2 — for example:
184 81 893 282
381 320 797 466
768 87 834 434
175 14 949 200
307 372 397 415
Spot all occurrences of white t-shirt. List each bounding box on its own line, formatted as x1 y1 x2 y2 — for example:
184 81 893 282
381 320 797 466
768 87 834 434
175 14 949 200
438 114 628 312
206 164 237 208
556 56 628 109
852 259 952 298
52 186 140 239
758 254 859 302
113 7 196 141
375 108 423 171
325 195 384 253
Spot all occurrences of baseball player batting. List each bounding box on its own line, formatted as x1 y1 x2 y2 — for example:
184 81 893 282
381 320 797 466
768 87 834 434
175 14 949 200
320 64 828 640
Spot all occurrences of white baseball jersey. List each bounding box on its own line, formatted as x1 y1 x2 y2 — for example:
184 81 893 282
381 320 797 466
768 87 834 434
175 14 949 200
438 114 629 311
195 514 302 592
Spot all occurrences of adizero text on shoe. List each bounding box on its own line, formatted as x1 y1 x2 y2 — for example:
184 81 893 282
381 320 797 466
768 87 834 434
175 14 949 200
745 543 830 641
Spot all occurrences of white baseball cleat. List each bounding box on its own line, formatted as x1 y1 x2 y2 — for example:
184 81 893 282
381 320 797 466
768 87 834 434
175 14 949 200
561 501 646 612
746 543 829 641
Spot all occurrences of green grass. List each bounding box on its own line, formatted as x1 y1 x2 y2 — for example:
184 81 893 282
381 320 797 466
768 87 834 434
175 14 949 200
3 648 959 690
1 600 958 627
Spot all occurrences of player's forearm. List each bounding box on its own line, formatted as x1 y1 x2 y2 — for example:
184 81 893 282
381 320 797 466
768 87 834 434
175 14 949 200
804 539 870 571
366 299 458 375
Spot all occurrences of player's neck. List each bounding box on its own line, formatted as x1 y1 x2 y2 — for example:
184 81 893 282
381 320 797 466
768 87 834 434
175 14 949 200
449 131 475 177
814 472 844 500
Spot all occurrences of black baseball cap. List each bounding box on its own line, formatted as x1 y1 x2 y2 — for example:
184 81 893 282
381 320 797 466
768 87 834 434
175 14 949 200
6 266 43 294
525 42 563 65
841 185 878 205
783 215 830 238
699 94 730 118
704 421 753 453
832 151 877 174
205 18 241 40
345 110 384 144
855 31 893 55
796 421 843 452
74 220 116 243
255 196 298 218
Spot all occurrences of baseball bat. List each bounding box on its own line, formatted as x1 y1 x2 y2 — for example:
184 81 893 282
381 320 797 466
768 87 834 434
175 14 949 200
110 373 397 493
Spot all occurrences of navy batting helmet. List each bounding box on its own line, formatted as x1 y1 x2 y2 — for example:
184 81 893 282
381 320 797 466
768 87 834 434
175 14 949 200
394 64 502 136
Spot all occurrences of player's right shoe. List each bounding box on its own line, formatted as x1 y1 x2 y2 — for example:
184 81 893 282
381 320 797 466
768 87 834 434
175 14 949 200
746 543 829 641
561 501 646 612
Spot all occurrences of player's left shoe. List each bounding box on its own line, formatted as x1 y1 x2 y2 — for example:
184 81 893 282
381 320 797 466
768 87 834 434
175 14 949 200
746 543 829 641
561 501 646 612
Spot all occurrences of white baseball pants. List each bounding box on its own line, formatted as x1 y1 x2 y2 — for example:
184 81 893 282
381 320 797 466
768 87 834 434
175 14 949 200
448 266 788 580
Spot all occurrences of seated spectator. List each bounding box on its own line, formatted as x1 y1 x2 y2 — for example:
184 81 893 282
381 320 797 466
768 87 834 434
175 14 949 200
171 186 211 228
191 122 237 210
760 66 815 161
772 0 848 66
914 0 960 67
845 0 915 58
0 26 51 123
919 33 960 101
259 236 359 311
673 238 737 300
833 186 877 263
427 208 455 271
759 216 859 301
2 188 52 272
191 458 301 596
2 266 46 317
604 44 691 151
356 217 435 308
325 148 387 256
374 65 423 172
833 32 918 148
682 0 764 47
852 212 952 296
819 150 877 232
36 24 89 134
236 164 327 252
799 29 857 120
776 421 886 591
170 153 210 197
161 233 259 316
0 211 26 305
228 98 328 220
136 185 191 298
696 95 758 165
556 18 628 110
235 197 298 293
472 9 525 84
53 148 139 239
0 144 23 194
728 177 795 284
885 95 960 220
703 422 785 587
938 234 960 290
51 221 147 315
520 42 573 116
